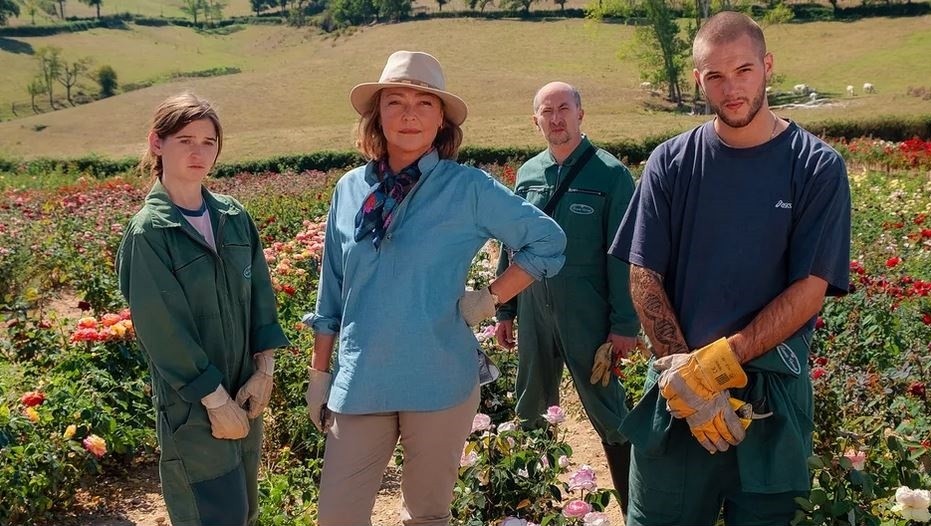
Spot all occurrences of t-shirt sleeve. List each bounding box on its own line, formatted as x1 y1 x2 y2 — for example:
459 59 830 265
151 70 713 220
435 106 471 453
609 146 672 276
787 151 851 297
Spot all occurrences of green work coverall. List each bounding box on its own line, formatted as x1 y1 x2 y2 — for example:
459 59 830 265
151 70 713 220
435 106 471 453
117 181 289 526
496 137 639 443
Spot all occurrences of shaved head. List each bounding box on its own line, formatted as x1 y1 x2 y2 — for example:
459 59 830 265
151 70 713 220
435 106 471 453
693 11 766 68
533 82 582 113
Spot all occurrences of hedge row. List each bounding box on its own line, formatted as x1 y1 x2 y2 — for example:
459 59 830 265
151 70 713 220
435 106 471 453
2 115 928 179
3 2 928 38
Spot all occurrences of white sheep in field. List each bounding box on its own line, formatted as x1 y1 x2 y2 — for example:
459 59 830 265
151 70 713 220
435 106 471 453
766 86 773 94
809 92 818 102
639 81 653 90
863 82 876 94
847 85 855 96
793 83 809 95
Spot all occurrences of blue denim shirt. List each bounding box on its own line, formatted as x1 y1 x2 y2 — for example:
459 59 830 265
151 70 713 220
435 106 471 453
306 150 566 414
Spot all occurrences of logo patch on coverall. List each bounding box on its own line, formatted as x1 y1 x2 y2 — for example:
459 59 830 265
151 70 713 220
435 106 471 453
569 203 595 215
243 265 252 279
776 343 801 375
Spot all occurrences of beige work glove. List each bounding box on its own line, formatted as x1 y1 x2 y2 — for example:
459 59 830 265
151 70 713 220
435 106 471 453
235 350 275 419
201 384 250 440
685 390 747 454
459 287 496 327
305 367 334 434
654 337 748 419
590 342 616 387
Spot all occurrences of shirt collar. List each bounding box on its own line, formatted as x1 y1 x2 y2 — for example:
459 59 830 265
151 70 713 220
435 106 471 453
146 179 240 228
541 134 593 169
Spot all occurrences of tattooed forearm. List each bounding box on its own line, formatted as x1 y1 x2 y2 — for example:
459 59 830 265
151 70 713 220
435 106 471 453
629 265 689 358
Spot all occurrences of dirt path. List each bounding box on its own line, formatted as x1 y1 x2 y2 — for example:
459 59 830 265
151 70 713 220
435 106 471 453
67 390 623 526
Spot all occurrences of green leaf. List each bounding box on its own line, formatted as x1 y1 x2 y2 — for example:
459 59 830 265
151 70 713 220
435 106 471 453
810 488 828 506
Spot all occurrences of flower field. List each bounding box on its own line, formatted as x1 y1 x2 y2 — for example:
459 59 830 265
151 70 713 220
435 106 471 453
0 138 930 525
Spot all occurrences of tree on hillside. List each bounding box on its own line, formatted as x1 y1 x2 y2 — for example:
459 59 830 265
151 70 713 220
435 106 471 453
20 0 59 24
435 0 448 11
55 0 65 19
27 77 46 113
250 0 276 15
180 0 207 24
78 0 102 18
204 0 226 24
632 0 688 106
36 46 63 109
467 0 494 12
96 65 117 98
553 0 567 11
375 0 410 21
57 57 92 106
0 0 19 25
329 0 375 25
498 0 537 14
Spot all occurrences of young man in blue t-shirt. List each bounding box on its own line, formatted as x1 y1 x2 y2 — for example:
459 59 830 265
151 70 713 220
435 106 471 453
610 11 851 526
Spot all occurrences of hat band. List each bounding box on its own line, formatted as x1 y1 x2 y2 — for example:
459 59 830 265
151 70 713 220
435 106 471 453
383 77 443 91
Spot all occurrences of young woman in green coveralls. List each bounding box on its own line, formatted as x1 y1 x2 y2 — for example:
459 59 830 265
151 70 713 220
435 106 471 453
117 93 290 526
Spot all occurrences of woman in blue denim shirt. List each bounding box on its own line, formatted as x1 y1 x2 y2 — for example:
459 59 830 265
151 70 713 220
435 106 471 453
303 51 567 525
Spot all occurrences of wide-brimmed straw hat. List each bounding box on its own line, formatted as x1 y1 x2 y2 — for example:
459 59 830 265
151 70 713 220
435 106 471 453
350 50 468 126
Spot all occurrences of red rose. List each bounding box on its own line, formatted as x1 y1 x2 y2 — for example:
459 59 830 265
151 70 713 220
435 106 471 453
886 257 901 268
20 391 45 407
815 317 825 330
814 356 828 367
908 382 926 398
811 367 827 380
923 313 931 326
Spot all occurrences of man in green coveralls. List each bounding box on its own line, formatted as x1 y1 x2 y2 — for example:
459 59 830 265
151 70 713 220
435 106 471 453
495 81 640 513
610 12 851 526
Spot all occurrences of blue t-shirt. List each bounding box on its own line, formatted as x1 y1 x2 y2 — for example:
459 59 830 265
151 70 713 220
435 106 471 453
610 120 850 349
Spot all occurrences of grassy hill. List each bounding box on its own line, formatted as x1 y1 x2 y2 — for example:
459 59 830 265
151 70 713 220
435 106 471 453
1 16 929 161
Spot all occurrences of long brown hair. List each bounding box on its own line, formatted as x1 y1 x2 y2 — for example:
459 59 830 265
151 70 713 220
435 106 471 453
139 93 223 178
354 90 463 162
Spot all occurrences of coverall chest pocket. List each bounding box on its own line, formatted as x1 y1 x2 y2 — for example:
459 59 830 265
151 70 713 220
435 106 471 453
561 188 606 241
172 252 219 317
517 185 551 209
222 243 253 305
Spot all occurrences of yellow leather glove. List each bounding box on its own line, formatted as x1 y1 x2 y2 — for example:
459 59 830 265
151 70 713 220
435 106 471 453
685 390 747 454
201 385 250 440
235 350 275 419
654 337 747 418
590 342 615 387
305 367 334 434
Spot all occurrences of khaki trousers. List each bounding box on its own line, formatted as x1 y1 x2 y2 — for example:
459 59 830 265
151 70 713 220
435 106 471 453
317 384 480 526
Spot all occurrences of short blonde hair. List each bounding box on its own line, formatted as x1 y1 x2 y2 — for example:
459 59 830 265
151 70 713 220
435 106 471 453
693 11 767 66
354 90 463 162
139 93 222 178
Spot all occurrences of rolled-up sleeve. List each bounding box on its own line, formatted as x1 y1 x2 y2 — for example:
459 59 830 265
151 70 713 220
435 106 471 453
307 191 344 334
475 174 566 280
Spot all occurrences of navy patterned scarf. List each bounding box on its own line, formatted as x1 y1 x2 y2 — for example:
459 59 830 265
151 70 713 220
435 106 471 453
354 157 423 249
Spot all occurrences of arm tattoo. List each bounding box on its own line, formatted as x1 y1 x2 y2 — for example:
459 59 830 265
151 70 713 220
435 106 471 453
630 265 689 358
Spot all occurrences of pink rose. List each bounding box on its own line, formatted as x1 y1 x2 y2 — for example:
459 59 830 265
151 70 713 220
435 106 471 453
568 464 598 492
583 511 611 526
542 405 566 425
843 449 866 471
471 413 492 433
562 499 593 518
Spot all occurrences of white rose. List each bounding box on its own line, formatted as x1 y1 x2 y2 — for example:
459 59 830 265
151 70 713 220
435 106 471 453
892 486 931 522
497 421 518 433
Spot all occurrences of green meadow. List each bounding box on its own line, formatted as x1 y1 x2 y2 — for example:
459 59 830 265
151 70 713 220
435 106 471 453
1 15 929 160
